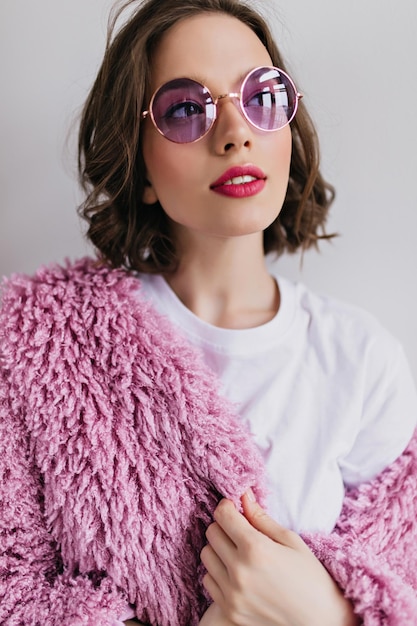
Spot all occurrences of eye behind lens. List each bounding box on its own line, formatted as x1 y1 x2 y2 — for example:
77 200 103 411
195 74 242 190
165 101 205 120
241 66 298 131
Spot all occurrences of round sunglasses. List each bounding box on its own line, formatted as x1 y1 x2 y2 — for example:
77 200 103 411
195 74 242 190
142 65 302 144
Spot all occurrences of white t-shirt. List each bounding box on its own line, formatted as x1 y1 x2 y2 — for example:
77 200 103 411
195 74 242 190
137 273 417 533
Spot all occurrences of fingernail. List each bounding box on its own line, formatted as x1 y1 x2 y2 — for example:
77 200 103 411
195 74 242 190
246 487 256 502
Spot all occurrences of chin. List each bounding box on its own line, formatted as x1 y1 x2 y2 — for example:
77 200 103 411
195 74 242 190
217 214 279 238
206 224 273 239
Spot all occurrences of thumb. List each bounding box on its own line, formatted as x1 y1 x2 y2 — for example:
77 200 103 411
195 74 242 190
241 489 305 549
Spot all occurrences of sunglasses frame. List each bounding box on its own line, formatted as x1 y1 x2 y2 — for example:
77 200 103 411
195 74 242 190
142 65 303 144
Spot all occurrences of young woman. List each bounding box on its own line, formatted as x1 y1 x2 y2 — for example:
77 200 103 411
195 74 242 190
1 0 417 625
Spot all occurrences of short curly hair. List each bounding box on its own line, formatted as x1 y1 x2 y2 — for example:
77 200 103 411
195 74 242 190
78 0 335 273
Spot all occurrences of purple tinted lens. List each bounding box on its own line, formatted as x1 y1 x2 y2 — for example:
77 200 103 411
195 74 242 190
242 67 297 131
150 78 215 143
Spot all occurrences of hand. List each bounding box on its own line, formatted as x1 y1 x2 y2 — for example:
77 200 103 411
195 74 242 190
200 492 359 626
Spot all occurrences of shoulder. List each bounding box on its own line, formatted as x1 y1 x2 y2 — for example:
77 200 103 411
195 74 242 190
295 279 388 335
0 257 136 309
283 277 404 364
277 275 416 409
0 257 152 365
0 256 154 320
0 258 208 379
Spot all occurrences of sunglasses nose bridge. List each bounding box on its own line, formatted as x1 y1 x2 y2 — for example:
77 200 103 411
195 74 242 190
216 91 241 101
214 92 241 107
212 91 243 123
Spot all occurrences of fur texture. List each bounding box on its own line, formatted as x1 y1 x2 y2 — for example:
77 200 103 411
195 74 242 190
0 258 416 625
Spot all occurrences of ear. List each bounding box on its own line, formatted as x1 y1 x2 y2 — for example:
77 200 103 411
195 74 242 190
142 178 158 205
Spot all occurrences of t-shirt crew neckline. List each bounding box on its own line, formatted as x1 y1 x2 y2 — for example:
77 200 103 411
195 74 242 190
138 273 297 357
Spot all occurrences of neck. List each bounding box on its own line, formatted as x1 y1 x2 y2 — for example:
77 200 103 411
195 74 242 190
165 231 279 329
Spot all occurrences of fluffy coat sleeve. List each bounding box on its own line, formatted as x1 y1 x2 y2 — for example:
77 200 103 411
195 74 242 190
305 429 417 625
0 259 266 626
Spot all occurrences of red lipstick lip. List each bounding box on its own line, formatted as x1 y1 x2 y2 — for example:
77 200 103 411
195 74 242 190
210 165 266 189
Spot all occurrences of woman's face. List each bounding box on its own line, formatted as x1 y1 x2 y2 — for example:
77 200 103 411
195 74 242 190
142 12 292 246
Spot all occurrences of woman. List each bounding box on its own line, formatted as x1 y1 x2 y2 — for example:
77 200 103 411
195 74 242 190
1 0 417 624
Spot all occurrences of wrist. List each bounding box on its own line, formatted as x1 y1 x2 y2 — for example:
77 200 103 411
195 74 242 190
309 576 360 626
326 589 360 626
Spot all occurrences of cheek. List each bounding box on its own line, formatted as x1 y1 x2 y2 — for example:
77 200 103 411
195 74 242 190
275 130 292 200
272 126 292 169
266 129 292 221
143 132 192 196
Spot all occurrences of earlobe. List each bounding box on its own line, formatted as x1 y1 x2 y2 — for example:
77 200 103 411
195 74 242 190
142 180 158 205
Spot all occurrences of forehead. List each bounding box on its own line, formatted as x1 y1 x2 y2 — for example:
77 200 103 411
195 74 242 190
149 12 273 91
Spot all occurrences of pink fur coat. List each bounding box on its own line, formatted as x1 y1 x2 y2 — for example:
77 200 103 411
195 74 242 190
1 258 416 626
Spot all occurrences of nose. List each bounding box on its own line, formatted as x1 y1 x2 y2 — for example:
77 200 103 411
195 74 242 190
211 95 252 154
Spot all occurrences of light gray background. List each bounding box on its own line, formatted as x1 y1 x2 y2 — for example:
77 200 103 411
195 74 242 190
1 1 416 380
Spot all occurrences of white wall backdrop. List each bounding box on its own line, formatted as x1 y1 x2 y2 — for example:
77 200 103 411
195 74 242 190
1 0 416 380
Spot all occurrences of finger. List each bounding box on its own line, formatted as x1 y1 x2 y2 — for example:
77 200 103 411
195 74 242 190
213 498 255 547
206 520 237 561
241 490 306 550
200 543 229 589
202 571 225 606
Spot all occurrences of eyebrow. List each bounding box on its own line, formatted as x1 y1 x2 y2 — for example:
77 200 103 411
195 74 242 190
161 68 256 92
175 73 209 85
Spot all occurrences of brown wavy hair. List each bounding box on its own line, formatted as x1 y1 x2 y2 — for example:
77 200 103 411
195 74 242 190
78 0 335 273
